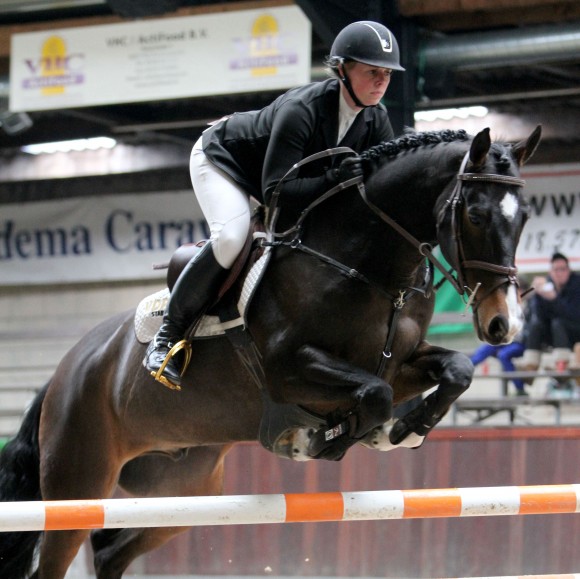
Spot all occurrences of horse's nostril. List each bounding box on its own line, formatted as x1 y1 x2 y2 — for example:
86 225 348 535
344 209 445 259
488 315 509 342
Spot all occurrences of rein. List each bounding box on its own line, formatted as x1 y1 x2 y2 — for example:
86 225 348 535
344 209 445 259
263 147 431 377
264 147 394 303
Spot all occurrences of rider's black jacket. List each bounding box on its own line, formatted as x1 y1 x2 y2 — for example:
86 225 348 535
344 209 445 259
201 78 394 207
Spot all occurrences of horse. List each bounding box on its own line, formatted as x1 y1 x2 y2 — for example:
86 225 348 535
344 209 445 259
0 125 541 578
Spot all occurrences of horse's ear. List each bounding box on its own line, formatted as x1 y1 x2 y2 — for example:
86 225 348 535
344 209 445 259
512 124 542 167
469 127 491 168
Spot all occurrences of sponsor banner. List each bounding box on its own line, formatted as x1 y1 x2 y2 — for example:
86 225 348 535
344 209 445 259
0 163 578 285
0 191 207 285
9 5 311 111
518 163 580 272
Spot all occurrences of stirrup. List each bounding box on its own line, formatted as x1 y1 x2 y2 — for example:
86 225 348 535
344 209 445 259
150 339 192 391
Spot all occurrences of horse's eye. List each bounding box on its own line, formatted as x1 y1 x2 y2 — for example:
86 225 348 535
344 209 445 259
521 204 531 220
467 208 488 227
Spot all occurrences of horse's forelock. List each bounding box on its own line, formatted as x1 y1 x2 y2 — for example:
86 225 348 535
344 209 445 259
489 142 515 173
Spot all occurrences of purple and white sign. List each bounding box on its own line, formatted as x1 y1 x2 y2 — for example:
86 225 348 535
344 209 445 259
10 5 311 112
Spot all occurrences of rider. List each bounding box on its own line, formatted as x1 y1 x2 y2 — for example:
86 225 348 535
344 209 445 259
144 20 405 388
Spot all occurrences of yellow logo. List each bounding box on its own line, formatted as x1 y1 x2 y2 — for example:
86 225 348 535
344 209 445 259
230 13 298 78
41 36 67 95
249 14 280 77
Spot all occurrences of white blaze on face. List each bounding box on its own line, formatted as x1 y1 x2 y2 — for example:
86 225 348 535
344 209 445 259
498 192 522 340
500 192 519 221
505 283 523 340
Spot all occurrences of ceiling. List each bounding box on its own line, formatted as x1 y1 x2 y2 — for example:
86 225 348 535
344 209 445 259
0 0 579 164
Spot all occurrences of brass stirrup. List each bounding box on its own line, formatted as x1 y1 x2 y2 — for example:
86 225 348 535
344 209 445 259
150 339 192 391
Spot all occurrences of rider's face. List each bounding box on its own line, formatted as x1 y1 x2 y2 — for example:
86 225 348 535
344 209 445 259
341 61 392 108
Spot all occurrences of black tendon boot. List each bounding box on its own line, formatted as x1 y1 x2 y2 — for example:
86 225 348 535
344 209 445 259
144 242 228 390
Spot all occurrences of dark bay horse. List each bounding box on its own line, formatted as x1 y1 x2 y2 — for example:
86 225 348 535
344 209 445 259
0 126 541 578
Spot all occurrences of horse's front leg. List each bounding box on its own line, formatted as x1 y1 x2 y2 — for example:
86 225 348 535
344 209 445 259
362 343 473 451
288 345 393 461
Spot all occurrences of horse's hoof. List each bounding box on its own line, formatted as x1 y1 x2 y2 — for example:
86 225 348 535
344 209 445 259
359 421 425 451
359 422 398 451
388 419 426 448
308 443 348 461
271 428 314 461
307 430 351 461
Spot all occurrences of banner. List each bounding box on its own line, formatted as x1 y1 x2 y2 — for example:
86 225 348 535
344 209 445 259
0 191 206 285
518 163 580 272
9 5 311 111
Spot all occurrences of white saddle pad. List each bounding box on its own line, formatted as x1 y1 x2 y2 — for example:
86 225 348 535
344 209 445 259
134 250 270 344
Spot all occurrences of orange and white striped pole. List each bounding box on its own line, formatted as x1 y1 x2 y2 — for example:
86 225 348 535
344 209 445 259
1 484 579 532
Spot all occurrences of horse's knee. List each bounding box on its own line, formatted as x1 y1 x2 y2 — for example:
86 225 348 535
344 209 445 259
353 381 393 437
356 381 392 414
441 354 474 393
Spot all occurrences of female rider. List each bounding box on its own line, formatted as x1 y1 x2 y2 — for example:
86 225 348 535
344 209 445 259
144 20 406 389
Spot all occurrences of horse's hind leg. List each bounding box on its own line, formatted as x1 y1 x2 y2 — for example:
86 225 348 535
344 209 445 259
91 445 230 579
36 460 121 579
35 381 126 578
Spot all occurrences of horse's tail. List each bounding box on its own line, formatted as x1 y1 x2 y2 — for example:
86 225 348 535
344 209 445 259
0 384 47 579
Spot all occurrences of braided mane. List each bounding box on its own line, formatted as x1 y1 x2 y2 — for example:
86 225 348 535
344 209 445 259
361 129 470 164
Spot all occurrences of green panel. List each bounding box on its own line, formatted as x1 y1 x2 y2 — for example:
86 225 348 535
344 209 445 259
428 249 472 335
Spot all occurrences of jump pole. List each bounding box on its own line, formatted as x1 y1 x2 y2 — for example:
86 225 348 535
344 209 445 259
1 484 580 533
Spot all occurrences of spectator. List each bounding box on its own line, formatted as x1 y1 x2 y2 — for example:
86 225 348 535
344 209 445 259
519 252 580 376
470 278 531 396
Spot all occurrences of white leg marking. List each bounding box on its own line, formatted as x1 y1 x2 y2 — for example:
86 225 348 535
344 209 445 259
359 420 425 452
290 429 316 461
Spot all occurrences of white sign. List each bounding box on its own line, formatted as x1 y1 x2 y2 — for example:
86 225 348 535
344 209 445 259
9 5 311 111
0 191 206 285
518 163 580 272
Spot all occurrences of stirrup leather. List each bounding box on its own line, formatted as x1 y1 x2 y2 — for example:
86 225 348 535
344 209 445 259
150 339 192 391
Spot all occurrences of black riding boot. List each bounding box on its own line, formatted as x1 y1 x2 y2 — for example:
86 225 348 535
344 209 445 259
144 242 228 389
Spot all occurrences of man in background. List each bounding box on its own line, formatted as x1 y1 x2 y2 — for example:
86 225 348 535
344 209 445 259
519 252 580 393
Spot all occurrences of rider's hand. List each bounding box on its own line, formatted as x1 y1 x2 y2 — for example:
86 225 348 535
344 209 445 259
331 156 364 183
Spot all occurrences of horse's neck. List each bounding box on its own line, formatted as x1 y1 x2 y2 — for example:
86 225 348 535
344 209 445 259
304 189 428 290
366 159 454 242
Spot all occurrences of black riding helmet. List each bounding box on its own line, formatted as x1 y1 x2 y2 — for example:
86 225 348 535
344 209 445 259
330 21 405 107
331 21 405 71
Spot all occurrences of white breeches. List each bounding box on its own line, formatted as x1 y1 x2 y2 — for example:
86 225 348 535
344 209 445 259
190 137 251 269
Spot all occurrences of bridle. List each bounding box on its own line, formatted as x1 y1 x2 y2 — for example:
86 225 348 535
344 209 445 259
442 152 526 309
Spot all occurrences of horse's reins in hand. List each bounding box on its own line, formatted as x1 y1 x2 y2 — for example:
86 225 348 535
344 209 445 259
266 147 363 238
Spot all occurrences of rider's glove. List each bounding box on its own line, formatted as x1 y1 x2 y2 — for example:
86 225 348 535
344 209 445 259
329 156 364 183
